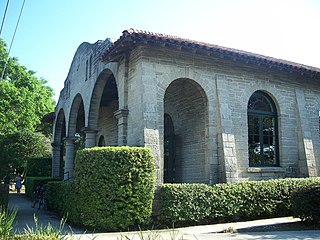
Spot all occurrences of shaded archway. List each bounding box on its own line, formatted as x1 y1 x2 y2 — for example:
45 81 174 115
65 94 85 180
98 135 105 147
164 113 175 183
164 78 208 183
89 69 119 146
69 94 85 137
52 109 66 179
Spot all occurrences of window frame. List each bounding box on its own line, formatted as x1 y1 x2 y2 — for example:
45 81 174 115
247 91 279 167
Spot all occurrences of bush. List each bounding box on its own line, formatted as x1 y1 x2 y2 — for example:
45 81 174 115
24 177 59 199
69 146 156 231
26 157 52 177
292 184 320 223
0 184 9 209
154 178 320 227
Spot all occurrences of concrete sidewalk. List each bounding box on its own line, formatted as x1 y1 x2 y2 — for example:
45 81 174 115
8 192 320 239
8 192 83 235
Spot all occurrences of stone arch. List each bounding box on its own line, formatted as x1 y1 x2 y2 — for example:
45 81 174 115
52 108 66 178
54 108 66 143
52 109 66 177
88 68 119 146
164 78 209 183
68 93 85 138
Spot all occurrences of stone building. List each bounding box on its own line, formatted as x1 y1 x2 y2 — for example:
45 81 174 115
52 28 320 184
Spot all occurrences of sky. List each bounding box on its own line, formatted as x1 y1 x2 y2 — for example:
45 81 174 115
1 0 320 102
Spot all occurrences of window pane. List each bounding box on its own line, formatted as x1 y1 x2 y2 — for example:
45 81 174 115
248 92 275 112
247 91 278 167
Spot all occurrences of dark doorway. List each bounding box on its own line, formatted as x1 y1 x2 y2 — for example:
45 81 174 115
164 113 175 183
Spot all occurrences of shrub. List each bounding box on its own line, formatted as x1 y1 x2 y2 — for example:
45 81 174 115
26 157 52 177
0 184 9 209
154 177 320 227
70 146 156 231
291 184 320 223
153 184 213 227
25 176 59 199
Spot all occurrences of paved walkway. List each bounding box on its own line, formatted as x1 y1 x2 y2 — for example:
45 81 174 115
8 192 320 239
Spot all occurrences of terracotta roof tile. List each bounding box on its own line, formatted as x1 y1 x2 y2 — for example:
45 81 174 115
101 28 320 77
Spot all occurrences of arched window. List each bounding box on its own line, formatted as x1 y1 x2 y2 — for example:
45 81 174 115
247 91 279 167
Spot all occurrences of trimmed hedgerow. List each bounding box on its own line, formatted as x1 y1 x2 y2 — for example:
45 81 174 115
154 177 320 227
25 176 59 199
291 184 320 223
26 157 52 177
46 181 81 226
66 146 156 231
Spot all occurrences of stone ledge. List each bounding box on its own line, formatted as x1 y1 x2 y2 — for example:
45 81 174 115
247 167 285 173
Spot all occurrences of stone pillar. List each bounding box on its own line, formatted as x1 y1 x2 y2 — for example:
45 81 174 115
82 127 98 148
64 137 76 180
51 143 61 178
114 109 129 146
295 89 317 177
215 75 238 183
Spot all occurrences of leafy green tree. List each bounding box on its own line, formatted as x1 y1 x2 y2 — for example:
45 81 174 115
0 39 54 134
0 39 55 177
0 131 51 177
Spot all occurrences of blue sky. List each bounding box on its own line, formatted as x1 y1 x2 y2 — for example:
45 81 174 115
1 0 320 101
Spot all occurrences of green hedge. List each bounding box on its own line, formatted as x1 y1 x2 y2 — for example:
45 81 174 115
47 146 156 231
0 183 9 209
25 176 59 199
26 157 52 177
292 184 320 223
154 178 320 227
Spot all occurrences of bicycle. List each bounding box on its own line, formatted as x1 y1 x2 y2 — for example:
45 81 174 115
31 184 47 210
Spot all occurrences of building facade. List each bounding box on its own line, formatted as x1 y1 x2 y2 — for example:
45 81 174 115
52 29 320 184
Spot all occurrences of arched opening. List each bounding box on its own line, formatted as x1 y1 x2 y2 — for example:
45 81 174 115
89 69 119 146
98 135 105 147
247 91 279 166
164 113 175 183
69 95 85 150
164 78 208 183
53 109 66 179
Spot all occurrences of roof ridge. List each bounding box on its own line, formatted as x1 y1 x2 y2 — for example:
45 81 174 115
102 29 320 75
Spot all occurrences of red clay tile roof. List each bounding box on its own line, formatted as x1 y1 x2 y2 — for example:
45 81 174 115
101 28 320 78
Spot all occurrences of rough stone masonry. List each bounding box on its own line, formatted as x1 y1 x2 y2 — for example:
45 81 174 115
52 28 320 185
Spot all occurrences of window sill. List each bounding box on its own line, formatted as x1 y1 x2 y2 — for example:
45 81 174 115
247 167 285 173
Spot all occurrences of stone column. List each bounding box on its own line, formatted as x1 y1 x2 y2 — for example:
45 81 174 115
64 137 76 180
295 89 317 177
215 75 238 183
51 143 61 178
82 127 98 148
114 109 129 146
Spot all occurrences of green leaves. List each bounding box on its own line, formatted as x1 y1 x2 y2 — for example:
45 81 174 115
155 178 320 227
0 38 54 135
0 131 51 177
47 147 156 231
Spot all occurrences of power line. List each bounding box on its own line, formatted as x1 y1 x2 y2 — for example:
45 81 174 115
0 0 10 37
1 0 26 81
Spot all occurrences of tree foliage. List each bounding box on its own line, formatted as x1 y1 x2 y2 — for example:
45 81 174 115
0 39 54 134
0 39 55 177
0 131 51 177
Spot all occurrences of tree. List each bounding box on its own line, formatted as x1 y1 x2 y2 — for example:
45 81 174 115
0 39 54 134
0 39 55 177
0 131 51 177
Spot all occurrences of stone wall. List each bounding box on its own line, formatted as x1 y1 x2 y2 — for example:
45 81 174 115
53 39 320 183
